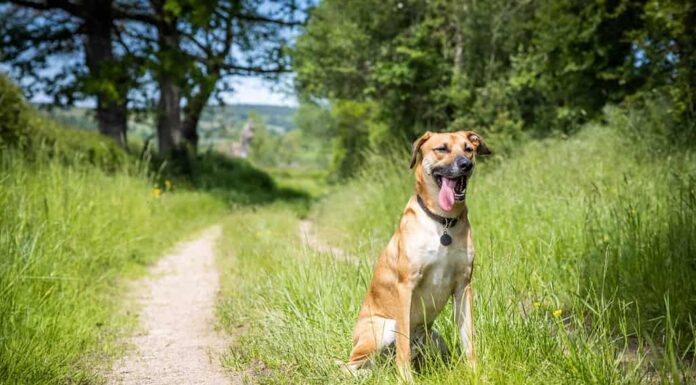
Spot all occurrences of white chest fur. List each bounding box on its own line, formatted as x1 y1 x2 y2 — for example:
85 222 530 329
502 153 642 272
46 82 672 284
404 218 474 327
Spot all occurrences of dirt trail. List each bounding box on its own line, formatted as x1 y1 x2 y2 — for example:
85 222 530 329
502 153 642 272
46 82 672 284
107 225 237 385
298 219 360 265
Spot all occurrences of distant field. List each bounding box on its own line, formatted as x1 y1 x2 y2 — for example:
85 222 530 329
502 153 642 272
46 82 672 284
35 103 298 147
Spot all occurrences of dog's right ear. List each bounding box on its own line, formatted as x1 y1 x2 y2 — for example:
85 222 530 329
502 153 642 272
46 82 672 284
410 131 433 169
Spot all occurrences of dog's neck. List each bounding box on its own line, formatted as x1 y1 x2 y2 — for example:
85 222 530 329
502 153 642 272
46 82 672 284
415 165 468 219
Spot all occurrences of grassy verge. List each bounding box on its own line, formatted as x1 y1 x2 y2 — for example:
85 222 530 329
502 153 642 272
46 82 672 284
217 106 695 384
0 151 227 385
0 76 231 384
265 167 329 199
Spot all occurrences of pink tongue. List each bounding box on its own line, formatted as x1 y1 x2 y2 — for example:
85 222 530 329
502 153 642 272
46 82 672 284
438 178 456 212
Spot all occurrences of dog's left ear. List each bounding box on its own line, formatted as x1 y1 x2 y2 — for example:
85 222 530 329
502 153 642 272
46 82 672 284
410 131 433 169
463 131 492 155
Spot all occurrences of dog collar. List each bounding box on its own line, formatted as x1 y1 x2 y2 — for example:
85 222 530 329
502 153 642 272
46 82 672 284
416 195 458 246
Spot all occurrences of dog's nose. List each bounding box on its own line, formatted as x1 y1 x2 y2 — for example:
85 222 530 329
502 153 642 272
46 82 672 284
456 156 473 171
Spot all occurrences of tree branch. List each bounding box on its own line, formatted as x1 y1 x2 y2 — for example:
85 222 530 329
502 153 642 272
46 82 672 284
112 6 157 25
236 12 303 27
219 63 289 75
10 0 82 17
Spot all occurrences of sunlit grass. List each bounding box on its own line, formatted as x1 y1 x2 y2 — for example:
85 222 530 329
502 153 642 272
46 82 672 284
0 151 226 385
217 107 695 384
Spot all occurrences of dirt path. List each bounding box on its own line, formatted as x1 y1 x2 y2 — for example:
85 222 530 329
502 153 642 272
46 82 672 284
298 219 359 265
107 225 237 385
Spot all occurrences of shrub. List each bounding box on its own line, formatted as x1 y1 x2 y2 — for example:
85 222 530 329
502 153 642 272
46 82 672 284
0 74 128 170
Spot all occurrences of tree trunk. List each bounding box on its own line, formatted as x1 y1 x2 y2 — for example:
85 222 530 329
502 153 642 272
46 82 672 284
99 101 128 147
157 74 181 154
83 0 127 147
182 74 219 153
154 0 182 155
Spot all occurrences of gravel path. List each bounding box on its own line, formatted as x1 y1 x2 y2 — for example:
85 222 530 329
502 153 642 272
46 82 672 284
107 225 237 385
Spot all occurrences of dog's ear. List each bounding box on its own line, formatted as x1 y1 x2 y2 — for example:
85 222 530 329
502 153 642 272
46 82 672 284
463 131 492 155
410 131 433 169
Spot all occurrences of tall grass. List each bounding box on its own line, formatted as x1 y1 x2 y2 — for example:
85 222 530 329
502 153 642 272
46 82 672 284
218 106 695 384
0 151 226 384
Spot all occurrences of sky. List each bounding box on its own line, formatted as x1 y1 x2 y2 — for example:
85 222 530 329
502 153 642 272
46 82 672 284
1 0 307 108
23 73 299 108
222 76 298 107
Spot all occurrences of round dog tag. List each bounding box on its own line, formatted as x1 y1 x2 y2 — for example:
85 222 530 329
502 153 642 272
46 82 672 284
440 233 452 246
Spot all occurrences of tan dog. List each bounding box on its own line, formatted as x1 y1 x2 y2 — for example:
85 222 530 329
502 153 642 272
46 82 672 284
344 131 491 382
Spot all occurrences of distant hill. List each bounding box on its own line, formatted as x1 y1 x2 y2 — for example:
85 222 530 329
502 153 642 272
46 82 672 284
35 104 298 146
202 104 296 133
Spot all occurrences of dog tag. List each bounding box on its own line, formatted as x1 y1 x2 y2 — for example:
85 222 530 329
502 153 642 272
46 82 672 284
440 233 452 246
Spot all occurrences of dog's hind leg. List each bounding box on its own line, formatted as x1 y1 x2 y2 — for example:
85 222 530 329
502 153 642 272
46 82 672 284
412 327 450 370
344 317 396 374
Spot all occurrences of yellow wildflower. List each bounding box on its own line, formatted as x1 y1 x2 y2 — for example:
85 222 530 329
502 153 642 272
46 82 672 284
255 231 261 238
553 309 562 318
152 188 162 199
533 302 541 309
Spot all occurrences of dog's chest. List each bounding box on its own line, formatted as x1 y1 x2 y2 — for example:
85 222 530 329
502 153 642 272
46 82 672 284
405 226 473 324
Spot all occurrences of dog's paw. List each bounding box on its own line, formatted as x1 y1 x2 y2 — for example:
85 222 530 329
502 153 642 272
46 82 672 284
396 367 415 385
335 359 371 378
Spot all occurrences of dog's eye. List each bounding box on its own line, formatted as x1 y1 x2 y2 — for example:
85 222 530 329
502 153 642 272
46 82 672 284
434 145 449 153
464 146 474 153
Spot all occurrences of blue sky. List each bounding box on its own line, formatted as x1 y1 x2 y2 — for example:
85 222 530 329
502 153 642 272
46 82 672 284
25 74 299 108
222 76 298 107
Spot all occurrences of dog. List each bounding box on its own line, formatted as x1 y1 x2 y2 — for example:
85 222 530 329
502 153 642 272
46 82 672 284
343 131 491 382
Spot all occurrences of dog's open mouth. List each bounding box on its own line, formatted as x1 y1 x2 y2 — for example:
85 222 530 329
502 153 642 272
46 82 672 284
434 174 467 212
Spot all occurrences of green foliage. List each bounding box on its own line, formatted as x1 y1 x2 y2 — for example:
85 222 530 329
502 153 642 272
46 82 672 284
626 0 695 123
246 104 336 172
294 0 696 177
187 151 310 204
0 75 128 169
292 103 335 168
249 112 280 166
0 74 31 149
330 100 376 178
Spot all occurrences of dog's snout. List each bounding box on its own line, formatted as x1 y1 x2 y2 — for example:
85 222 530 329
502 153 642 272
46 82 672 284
456 156 473 172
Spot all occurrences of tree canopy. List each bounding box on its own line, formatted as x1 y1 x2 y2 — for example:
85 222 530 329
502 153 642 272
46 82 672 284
0 0 305 155
293 0 694 176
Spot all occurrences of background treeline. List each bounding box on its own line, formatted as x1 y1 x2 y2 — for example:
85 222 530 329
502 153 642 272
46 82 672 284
0 0 305 158
293 0 695 177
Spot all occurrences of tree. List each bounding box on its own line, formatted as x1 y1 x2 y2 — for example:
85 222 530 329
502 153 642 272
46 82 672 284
1 0 132 147
1 0 306 155
294 0 695 176
178 0 301 153
111 0 304 156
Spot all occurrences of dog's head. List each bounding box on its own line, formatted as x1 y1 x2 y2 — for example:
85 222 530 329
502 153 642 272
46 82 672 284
410 131 491 213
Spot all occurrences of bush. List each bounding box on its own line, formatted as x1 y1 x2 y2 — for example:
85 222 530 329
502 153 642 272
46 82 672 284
0 74 128 170
0 74 31 149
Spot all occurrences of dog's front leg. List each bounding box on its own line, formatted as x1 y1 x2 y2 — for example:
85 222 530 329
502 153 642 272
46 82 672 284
454 279 476 366
395 281 414 384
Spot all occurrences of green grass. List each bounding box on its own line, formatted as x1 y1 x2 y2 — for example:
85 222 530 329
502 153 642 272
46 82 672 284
0 75 232 384
216 106 696 384
0 151 227 384
265 167 330 198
